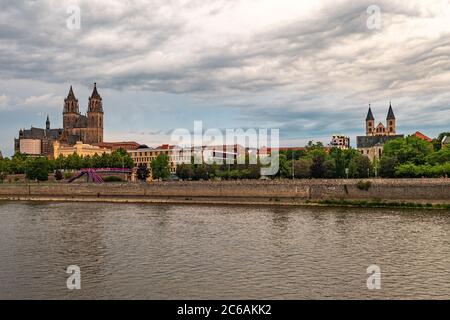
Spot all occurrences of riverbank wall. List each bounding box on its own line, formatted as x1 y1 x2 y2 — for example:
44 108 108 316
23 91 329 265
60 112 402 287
0 179 449 206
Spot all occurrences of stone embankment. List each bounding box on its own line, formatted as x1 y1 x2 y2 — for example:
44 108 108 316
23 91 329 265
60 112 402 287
0 179 449 207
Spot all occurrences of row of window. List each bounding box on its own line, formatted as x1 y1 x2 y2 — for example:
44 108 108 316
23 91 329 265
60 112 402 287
131 151 170 157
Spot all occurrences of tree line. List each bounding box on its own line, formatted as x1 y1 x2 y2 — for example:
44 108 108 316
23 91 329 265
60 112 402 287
142 134 450 181
143 142 375 181
0 149 134 182
379 133 450 178
1 132 449 182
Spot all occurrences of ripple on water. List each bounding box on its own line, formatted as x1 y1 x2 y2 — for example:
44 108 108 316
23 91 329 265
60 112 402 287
0 202 449 299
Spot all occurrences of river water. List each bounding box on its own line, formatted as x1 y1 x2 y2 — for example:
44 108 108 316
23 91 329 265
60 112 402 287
0 201 449 299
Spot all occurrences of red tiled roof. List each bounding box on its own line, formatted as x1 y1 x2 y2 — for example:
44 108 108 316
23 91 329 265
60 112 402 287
413 131 432 142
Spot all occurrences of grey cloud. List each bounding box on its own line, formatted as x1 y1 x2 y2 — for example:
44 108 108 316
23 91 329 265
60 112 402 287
1 0 449 155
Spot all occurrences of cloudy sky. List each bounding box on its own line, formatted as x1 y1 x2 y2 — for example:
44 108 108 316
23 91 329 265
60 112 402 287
1 0 450 156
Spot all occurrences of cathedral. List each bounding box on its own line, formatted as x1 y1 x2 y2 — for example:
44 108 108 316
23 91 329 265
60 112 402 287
61 83 104 145
15 83 104 157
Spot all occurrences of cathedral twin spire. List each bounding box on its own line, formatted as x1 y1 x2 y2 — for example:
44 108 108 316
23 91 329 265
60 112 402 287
365 102 397 136
62 82 104 144
64 83 103 114
366 102 395 121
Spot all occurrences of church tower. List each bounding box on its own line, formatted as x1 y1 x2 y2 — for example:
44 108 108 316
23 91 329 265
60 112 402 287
46 115 50 130
87 82 104 143
366 105 375 136
386 102 396 135
63 86 80 129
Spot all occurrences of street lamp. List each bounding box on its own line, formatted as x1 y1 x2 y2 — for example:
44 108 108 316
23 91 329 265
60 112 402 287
291 151 295 180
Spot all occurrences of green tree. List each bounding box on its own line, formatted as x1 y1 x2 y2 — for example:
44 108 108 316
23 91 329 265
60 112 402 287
176 164 193 180
348 155 372 178
425 148 450 165
323 159 336 179
331 148 346 178
10 152 27 174
151 154 171 180
244 164 261 179
83 155 93 168
136 163 150 181
294 158 312 179
26 157 50 181
274 154 291 178
0 158 10 183
54 155 66 170
193 164 209 180
286 149 306 161
378 156 398 178
310 153 326 178
66 153 83 170
383 136 433 165
306 141 324 150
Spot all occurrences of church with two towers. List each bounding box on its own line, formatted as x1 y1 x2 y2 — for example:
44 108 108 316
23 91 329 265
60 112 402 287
356 103 404 162
15 83 104 157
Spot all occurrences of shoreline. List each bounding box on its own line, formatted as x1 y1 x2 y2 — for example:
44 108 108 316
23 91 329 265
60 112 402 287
1 179 450 210
1 195 450 210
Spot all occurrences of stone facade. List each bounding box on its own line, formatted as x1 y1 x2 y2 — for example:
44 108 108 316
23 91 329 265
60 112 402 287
61 83 104 145
357 104 404 162
15 119 64 157
1 179 449 205
53 141 111 158
128 145 191 175
14 83 104 157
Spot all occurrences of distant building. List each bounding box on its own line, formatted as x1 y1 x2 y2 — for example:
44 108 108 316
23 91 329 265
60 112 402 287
93 141 141 151
14 83 104 157
14 116 63 157
60 84 104 145
127 144 246 176
53 141 111 158
127 145 188 175
413 131 432 143
330 135 350 150
357 103 404 162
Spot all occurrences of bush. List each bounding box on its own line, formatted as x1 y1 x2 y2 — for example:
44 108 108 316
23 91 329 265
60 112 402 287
103 176 123 183
356 180 372 191
54 170 63 181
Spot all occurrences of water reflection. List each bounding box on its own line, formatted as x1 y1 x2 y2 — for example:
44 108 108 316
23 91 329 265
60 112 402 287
0 202 449 299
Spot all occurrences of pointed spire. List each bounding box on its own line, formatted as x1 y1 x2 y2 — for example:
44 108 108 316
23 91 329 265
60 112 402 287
387 102 395 119
46 115 50 130
366 105 375 121
66 85 76 100
90 82 101 99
